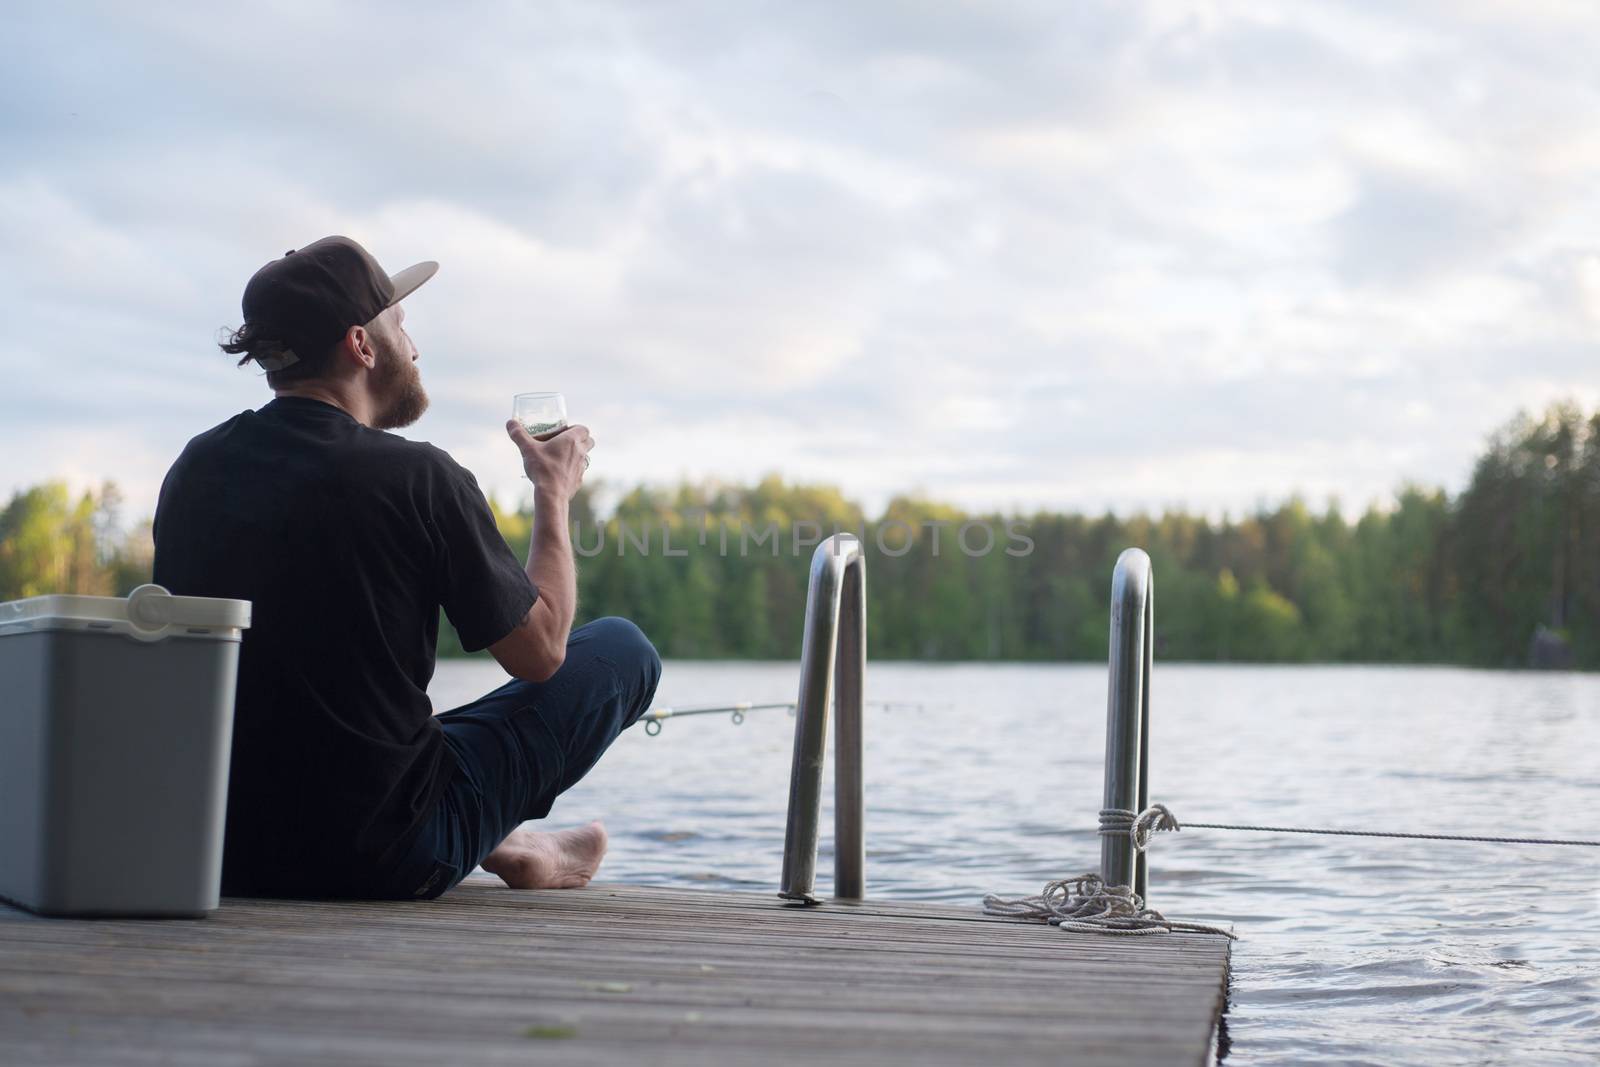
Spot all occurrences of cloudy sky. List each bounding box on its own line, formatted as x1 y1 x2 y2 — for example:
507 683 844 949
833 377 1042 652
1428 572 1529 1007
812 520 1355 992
4 1 1598 521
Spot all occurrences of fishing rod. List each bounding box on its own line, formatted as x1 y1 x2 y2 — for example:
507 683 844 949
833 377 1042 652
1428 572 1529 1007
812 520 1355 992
637 699 946 735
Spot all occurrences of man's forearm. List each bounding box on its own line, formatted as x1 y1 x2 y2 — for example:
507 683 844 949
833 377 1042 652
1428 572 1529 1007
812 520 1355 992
526 490 577 649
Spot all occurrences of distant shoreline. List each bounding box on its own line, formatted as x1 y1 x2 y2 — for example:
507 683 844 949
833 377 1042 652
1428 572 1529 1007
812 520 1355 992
435 649 1597 673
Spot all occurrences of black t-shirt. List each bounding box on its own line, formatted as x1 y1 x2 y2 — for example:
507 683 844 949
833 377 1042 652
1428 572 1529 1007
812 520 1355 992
152 396 537 896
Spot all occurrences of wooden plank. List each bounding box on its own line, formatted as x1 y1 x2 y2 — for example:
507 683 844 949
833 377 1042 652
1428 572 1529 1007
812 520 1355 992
0 881 1230 1067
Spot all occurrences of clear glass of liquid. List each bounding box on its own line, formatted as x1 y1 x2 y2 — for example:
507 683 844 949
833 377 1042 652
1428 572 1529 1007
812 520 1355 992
513 392 568 439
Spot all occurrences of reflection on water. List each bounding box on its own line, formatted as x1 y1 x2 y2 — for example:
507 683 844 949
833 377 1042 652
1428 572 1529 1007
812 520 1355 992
430 661 1600 1064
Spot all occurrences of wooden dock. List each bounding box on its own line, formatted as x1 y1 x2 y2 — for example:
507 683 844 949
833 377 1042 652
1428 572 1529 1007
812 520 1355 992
0 878 1231 1066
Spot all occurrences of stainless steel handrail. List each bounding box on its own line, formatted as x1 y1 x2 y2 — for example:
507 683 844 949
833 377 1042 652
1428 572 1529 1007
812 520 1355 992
778 534 867 904
1100 547 1153 901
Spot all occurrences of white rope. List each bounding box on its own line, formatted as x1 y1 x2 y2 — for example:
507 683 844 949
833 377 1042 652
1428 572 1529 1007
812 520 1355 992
1097 803 1181 852
1117 802 1600 849
982 804 1229 938
982 872 1235 939
984 796 1599 940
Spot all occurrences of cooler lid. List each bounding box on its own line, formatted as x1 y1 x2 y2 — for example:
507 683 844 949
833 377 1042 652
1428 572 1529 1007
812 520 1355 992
0 585 252 642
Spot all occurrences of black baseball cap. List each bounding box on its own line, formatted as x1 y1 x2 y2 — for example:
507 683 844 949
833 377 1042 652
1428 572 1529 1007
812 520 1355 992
240 236 438 371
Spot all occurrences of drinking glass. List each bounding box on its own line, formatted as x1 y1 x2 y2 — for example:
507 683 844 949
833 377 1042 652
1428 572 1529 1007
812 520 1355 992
513 392 568 439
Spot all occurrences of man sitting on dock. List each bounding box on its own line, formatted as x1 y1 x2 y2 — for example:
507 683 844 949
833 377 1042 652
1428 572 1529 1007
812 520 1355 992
151 236 661 900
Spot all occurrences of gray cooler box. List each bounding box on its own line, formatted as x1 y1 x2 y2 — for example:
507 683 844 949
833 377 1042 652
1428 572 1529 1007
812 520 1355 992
0 584 251 917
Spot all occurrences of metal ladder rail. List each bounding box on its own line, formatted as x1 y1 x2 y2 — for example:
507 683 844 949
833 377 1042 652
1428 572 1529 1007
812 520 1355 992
778 534 867 904
1101 547 1154 902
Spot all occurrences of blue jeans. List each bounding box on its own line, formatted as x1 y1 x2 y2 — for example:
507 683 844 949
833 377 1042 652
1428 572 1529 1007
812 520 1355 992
381 616 662 899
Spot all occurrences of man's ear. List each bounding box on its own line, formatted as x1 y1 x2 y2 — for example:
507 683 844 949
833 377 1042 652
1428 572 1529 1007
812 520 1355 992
340 324 378 370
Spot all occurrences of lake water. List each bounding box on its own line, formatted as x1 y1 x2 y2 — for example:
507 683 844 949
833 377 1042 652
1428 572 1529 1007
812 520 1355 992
430 660 1600 1065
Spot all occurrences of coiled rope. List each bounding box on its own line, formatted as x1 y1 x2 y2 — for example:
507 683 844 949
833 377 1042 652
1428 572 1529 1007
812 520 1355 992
983 805 1232 938
982 873 1236 939
982 802 1599 939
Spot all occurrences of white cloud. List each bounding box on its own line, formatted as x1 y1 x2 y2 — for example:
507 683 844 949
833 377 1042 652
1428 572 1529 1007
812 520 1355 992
2 0 1598 524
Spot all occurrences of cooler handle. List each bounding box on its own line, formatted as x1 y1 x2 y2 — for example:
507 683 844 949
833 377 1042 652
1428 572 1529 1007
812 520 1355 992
127 584 253 637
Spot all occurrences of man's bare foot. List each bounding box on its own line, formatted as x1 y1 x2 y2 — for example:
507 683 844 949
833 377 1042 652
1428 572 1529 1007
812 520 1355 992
481 821 608 889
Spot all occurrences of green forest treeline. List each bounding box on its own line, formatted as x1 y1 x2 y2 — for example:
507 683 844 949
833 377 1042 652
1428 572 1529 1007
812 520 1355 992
4 402 1597 668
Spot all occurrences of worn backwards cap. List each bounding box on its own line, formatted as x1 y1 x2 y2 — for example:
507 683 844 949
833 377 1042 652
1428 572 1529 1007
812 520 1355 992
239 235 438 371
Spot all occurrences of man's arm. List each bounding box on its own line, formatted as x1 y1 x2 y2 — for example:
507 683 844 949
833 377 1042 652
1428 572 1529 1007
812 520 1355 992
488 420 594 682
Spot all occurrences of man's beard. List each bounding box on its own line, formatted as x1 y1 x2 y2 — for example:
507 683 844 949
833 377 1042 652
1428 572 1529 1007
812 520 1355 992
371 338 429 430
